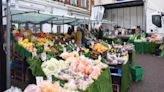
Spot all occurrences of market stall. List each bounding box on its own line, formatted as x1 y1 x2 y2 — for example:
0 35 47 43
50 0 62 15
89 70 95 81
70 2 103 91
11 29 114 92
5 8 139 92
128 34 163 55
11 29 135 92
103 35 131 44
103 34 163 56
8 9 115 92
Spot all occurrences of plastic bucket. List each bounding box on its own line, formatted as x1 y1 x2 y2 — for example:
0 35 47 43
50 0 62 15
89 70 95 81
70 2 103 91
130 66 143 81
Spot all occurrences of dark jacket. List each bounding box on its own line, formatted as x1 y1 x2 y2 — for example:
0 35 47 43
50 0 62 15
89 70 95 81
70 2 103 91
98 29 103 39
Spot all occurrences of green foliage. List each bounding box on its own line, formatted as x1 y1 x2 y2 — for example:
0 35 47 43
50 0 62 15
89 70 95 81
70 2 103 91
27 57 45 76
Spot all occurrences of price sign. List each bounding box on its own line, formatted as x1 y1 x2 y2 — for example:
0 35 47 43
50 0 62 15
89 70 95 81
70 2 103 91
47 75 52 82
98 55 102 61
36 76 43 85
63 47 66 53
32 51 37 58
77 47 80 52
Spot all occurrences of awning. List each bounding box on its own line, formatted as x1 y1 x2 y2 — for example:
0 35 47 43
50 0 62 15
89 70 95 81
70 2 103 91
11 9 113 25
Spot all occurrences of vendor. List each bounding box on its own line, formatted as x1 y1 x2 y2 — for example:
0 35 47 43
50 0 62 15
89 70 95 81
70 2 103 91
67 27 72 35
113 25 119 36
135 26 142 34
74 27 82 47
81 24 88 47
3 25 16 51
131 26 136 34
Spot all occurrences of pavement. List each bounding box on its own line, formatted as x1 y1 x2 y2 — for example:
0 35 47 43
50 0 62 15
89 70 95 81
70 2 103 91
128 54 164 92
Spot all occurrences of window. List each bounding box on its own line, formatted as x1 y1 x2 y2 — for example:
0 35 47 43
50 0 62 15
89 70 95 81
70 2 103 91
70 0 77 6
152 15 162 28
81 0 87 8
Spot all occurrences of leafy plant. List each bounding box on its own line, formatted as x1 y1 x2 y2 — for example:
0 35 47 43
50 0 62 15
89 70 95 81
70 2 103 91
27 57 45 76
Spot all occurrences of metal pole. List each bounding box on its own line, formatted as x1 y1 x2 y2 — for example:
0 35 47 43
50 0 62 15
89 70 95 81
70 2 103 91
6 0 11 89
63 16 64 33
51 23 53 33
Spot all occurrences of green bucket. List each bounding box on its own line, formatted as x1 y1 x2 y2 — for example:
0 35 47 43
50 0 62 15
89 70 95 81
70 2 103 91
130 66 143 81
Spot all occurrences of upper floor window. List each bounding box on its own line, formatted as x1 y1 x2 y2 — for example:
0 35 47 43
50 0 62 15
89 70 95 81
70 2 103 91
70 0 77 6
81 0 87 8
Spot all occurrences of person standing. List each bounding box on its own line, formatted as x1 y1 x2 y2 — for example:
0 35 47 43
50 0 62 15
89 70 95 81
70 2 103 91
75 27 82 47
98 25 103 40
80 25 86 47
84 24 89 38
135 26 142 34
71 25 74 33
67 27 72 35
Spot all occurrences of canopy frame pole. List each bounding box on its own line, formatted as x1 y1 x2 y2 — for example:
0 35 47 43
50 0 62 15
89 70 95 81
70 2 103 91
6 0 11 89
62 16 64 33
2 11 38 17
40 23 42 32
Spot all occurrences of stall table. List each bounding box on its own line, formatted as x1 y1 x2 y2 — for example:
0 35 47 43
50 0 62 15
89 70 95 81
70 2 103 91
109 49 135 92
83 68 112 92
121 49 136 92
131 42 161 54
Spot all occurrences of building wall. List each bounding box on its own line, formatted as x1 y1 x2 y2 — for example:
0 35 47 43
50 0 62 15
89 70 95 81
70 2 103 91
104 6 145 31
63 0 90 10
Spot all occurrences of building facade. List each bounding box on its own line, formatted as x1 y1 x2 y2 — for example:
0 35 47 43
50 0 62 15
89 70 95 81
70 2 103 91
3 0 94 33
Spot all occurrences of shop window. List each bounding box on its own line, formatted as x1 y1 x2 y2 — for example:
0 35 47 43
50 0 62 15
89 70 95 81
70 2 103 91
81 0 87 8
70 0 77 6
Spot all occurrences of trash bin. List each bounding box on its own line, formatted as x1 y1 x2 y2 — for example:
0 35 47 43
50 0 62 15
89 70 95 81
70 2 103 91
130 66 143 81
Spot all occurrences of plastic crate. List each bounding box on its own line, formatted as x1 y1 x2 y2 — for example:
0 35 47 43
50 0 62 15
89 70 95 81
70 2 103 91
130 66 143 81
110 67 122 77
